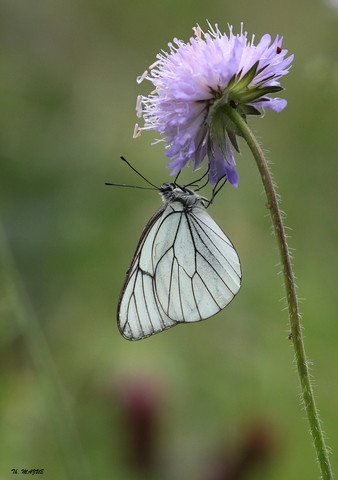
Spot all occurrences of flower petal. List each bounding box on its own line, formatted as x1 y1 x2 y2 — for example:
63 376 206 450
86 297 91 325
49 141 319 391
253 97 287 112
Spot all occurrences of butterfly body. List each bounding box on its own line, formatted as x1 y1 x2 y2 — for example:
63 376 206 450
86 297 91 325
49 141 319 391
118 183 241 340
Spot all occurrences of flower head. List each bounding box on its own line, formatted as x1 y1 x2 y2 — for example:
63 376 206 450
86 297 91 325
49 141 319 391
135 23 293 186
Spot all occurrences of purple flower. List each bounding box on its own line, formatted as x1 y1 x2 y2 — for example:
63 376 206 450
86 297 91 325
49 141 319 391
135 23 293 186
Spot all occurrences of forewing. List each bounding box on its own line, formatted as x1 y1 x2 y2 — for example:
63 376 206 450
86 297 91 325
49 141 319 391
154 205 241 323
117 207 176 340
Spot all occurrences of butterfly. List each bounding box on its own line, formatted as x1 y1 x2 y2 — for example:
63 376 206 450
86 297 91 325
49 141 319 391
115 180 241 341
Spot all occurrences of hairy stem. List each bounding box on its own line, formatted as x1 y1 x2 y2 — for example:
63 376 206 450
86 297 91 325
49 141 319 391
225 105 333 480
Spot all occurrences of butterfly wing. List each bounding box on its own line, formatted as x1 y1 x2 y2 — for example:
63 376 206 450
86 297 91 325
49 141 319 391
117 206 176 340
153 203 241 322
118 201 241 340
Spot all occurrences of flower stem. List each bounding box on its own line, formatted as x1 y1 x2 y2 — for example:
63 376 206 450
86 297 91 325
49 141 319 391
225 105 333 480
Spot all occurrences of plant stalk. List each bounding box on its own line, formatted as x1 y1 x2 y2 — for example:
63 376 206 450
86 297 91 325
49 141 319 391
225 105 333 480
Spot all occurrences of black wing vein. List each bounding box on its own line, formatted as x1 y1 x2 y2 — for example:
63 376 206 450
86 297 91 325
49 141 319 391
190 213 241 279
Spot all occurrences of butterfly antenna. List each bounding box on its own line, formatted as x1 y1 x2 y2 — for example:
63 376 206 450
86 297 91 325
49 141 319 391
105 182 157 190
120 156 158 189
173 170 181 184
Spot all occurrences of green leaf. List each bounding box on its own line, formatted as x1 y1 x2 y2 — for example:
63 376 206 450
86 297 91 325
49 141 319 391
231 61 259 92
226 127 241 152
223 73 238 94
258 85 284 94
254 74 275 87
238 104 261 116
232 85 283 104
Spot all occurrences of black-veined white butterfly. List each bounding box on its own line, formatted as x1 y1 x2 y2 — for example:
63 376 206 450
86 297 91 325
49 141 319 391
108 159 241 341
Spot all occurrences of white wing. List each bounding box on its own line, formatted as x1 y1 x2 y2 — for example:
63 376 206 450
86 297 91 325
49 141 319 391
117 207 176 340
118 202 241 340
153 203 241 322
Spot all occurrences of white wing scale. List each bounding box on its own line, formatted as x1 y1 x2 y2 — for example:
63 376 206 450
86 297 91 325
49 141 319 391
118 198 241 341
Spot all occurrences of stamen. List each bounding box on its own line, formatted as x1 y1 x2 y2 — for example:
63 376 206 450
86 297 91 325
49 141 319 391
149 60 161 69
195 25 202 39
151 138 165 145
136 70 148 84
133 124 142 139
136 95 143 118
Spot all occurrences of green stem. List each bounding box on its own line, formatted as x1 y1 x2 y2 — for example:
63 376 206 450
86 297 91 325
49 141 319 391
225 105 333 480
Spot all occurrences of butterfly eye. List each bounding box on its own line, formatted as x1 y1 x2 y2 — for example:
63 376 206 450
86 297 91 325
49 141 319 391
160 183 174 193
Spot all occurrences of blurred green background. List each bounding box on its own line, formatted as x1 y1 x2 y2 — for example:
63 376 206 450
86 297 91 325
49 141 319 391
1 0 337 479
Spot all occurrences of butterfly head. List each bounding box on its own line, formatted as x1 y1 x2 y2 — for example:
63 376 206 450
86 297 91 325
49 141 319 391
159 183 207 209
